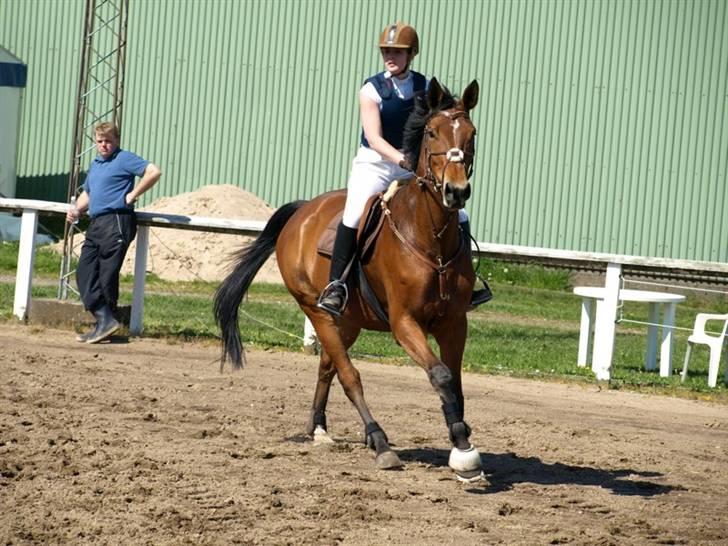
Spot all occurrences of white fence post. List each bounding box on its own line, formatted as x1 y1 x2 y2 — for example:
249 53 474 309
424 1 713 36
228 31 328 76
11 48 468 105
591 261 622 381
129 225 149 335
577 298 595 367
659 302 678 377
13 209 39 321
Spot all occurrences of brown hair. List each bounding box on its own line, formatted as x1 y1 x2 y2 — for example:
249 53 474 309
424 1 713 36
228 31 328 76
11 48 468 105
94 121 120 140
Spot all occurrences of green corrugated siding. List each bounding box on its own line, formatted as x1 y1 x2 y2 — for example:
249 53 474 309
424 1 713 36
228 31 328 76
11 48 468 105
2 0 726 262
2 0 83 177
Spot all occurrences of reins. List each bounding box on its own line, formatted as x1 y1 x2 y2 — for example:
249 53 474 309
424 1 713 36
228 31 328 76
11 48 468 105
380 197 464 305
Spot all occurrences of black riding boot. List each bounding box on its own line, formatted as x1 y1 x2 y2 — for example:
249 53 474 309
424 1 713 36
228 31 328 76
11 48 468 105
317 223 358 317
461 221 493 308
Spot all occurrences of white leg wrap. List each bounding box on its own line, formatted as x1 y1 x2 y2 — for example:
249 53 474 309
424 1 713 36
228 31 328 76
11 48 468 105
448 445 482 473
313 425 334 445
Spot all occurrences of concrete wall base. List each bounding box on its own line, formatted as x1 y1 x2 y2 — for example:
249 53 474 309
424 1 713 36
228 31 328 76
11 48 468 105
28 299 130 330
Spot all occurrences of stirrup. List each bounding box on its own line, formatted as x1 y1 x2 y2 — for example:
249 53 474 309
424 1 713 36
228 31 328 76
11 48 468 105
317 280 349 317
469 278 493 308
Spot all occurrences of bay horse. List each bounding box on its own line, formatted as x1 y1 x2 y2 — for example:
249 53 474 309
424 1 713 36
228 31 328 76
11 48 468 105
215 78 484 482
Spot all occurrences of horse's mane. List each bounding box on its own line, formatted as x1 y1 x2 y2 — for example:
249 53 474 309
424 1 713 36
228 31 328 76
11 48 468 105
402 83 457 168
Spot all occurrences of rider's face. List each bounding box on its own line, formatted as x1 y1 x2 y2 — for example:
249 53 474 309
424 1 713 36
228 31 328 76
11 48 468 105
381 47 410 77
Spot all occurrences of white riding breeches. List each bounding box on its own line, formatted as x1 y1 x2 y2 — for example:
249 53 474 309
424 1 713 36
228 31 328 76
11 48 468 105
342 146 469 229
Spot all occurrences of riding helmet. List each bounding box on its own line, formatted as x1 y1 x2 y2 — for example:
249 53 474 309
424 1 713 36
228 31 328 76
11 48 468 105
378 22 419 57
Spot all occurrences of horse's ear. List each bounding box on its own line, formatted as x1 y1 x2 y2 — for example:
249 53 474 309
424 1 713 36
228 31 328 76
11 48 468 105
427 77 445 109
461 79 479 111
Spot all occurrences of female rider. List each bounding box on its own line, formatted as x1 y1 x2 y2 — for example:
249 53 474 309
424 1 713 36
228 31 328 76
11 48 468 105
317 22 491 316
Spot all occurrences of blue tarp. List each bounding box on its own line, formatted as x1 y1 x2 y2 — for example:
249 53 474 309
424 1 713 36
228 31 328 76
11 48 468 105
0 212 57 246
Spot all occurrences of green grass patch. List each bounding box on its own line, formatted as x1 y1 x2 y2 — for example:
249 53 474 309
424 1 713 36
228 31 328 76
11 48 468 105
0 241 65 276
477 258 571 290
2 238 726 401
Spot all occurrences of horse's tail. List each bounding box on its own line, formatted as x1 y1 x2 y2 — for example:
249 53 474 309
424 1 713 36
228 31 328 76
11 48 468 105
214 200 307 369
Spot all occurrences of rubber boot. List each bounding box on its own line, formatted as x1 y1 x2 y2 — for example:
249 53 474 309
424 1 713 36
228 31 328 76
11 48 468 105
75 328 95 342
317 223 358 317
461 221 493 308
85 305 120 344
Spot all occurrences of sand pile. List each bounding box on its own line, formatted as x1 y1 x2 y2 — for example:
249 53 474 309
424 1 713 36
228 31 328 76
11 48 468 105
60 185 282 283
121 184 282 283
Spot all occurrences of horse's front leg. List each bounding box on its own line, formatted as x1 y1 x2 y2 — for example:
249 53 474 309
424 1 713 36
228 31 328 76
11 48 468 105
432 315 485 482
393 315 484 482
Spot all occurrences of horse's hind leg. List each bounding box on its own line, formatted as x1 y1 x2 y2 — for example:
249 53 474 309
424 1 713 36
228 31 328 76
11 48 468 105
305 310 359 438
306 347 336 442
306 311 402 470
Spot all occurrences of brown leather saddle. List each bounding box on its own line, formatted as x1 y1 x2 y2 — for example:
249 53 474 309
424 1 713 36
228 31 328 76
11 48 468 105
316 193 390 323
317 194 385 261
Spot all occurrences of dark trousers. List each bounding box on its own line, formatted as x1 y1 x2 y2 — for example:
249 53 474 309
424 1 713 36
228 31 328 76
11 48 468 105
76 212 137 313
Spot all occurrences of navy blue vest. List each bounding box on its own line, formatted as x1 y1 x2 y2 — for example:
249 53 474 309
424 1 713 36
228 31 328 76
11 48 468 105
360 71 427 150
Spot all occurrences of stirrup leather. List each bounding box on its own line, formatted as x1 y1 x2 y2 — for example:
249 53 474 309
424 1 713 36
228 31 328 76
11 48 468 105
317 280 349 317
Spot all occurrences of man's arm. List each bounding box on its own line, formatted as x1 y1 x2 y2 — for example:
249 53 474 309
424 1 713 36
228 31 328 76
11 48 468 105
126 163 162 205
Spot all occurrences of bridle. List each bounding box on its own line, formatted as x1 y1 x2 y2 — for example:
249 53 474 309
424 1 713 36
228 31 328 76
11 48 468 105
379 107 476 309
416 108 476 200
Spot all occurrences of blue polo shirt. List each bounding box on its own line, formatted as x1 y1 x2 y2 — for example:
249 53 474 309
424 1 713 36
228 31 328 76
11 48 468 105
83 148 149 217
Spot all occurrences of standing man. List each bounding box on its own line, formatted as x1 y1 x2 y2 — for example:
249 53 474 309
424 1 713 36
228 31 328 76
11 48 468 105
66 121 162 343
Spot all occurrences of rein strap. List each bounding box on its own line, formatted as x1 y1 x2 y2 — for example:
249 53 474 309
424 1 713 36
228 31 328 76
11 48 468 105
380 199 464 307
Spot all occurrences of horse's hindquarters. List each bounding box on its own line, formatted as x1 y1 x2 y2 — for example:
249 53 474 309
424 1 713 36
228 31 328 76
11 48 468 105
275 190 348 306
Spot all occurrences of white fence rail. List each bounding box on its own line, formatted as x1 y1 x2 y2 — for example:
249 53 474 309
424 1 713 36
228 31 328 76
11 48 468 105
2 197 726 381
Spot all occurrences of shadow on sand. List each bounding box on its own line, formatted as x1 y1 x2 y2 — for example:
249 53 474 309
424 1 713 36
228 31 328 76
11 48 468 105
397 447 677 496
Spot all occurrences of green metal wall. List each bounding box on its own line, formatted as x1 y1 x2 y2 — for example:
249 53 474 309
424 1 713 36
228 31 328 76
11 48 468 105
2 0 726 263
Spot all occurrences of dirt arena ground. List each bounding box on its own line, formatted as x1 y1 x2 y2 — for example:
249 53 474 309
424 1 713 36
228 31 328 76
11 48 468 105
1 323 727 545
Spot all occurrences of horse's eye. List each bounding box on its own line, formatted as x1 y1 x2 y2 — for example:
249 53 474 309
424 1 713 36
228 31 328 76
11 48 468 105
425 128 436 138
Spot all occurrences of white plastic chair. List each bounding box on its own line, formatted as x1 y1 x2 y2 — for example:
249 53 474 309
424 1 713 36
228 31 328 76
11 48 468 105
680 313 728 387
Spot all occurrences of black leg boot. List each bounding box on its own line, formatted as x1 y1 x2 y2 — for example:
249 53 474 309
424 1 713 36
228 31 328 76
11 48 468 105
317 223 358 317
460 221 493 308
86 305 120 344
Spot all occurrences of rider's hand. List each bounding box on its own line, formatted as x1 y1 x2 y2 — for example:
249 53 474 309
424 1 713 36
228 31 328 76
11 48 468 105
398 156 413 171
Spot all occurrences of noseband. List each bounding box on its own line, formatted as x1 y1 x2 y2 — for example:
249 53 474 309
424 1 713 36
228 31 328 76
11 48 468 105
418 108 475 201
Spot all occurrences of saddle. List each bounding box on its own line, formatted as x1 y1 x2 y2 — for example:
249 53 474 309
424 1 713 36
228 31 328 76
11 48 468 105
316 182 407 323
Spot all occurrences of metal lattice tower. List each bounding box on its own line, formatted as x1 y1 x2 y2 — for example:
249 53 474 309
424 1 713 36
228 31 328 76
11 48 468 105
59 0 129 299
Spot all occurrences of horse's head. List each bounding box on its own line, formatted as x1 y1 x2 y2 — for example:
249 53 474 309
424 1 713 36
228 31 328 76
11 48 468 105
405 78 479 211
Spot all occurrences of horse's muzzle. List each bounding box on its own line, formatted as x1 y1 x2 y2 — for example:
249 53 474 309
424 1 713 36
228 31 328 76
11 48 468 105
443 182 471 209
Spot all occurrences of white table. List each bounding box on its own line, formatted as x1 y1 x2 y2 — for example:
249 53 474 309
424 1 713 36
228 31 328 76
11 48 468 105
573 287 686 377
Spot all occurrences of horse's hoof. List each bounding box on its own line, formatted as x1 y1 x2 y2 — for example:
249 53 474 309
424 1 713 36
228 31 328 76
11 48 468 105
313 425 334 445
455 469 487 483
448 445 482 474
375 450 403 470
